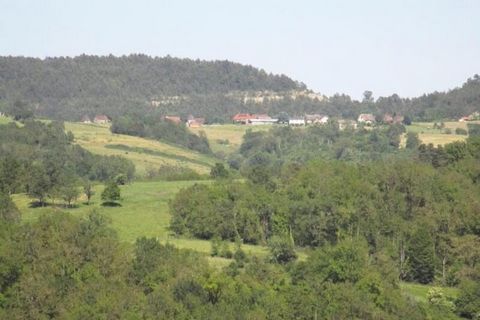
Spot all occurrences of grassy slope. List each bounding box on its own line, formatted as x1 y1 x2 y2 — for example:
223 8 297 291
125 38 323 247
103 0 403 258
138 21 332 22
13 180 269 260
399 282 459 304
405 121 480 146
189 124 271 155
65 122 217 176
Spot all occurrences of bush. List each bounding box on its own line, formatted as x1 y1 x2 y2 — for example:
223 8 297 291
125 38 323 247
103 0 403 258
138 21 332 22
455 128 468 135
101 181 121 205
268 236 297 264
210 163 229 179
151 165 204 181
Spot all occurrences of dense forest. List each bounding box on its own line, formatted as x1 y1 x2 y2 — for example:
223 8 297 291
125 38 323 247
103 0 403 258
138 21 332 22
0 119 479 318
0 55 479 122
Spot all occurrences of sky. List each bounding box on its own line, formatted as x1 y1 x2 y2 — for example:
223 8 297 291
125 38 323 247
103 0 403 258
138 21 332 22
1 0 479 99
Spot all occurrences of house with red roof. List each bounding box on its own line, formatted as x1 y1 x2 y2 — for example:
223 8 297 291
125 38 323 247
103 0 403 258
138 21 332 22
93 115 110 124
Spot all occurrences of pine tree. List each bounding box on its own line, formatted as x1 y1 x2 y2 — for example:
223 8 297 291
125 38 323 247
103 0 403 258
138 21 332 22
407 227 435 284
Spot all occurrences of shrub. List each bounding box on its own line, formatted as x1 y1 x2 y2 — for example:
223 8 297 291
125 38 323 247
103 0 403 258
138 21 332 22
455 128 468 135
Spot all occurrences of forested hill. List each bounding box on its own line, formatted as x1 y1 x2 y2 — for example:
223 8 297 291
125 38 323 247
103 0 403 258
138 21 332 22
0 55 304 120
0 55 479 122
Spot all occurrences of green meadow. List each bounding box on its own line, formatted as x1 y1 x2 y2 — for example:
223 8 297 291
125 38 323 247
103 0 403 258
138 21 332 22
65 122 217 176
12 180 270 261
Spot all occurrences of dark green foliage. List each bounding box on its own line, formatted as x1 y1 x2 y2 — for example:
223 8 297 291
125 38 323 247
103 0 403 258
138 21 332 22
147 165 205 181
407 227 435 284
456 280 480 319
210 163 229 179
406 132 421 149
111 115 212 154
1 56 479 123
467 123 480 137
83 181 95 205
268 236 297 264
101 182 121 205
0 192 20 223
7 100 34 121
456 128 468 135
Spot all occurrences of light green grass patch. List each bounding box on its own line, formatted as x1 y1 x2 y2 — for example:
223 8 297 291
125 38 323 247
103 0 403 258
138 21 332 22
13 180 270 258
399 282 459 304
65 122 217 176
189 124 271 155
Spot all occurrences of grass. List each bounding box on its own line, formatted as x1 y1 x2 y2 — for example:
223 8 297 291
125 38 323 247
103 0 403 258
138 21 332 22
65 122 217 176
405 121 478 146
189 124 271 155
400 282 460 303
13 180 269 260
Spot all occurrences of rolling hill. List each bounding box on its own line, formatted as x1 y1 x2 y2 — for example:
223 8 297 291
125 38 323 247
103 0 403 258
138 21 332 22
65 122 217 175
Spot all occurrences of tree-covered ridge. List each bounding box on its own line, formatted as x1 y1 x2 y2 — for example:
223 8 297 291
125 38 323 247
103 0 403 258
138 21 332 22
1 55 479 122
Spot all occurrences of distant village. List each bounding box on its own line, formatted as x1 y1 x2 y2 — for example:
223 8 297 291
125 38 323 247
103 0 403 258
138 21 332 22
76 110 480 128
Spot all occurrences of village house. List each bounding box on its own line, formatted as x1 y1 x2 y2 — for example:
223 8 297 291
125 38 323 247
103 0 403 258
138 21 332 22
232 113 255 124
187 117 205 128
357 113 376 125
164 116 182 125
81 115 92 123
93 115 110 124
459 111 480 122
338 119 358 130
305 114 329 125
289 118 306 126
232 113 278 125
383 114 404 124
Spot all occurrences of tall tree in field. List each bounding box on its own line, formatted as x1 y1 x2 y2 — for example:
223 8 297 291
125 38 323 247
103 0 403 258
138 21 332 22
83 181 95 205
407 227 435 284
101 182 121 206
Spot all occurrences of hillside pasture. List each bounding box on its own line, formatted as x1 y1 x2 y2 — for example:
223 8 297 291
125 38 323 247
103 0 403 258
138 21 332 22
65 122 217 176
13 180 269 260
189 124 272 155
405 121 476 146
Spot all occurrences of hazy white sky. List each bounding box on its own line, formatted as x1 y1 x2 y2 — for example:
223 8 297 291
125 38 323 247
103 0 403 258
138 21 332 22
1 0 479 99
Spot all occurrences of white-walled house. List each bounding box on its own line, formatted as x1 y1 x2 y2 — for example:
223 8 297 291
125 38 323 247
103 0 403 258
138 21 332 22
289 118 305 126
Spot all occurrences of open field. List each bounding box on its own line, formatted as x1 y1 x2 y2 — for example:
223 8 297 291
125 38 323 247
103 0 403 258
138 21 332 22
65 122 217 176
13 180 270 260
189 124 271 155
405 121 479 146
400 282 459 303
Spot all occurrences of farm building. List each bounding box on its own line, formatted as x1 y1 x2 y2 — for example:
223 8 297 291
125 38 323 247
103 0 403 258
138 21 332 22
338 119 358 130
187 117 205 128
164 116 182 124
93 115 110 124
81 115 92 123
383 114 404 124
305 114 329 125
289 118 305 126
232 113 255 124
358 114 376 125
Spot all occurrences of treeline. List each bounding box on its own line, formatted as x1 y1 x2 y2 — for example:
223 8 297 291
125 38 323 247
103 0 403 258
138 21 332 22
0 210 466 319
1 55 479 123
226 122 409 180
0 120 134 205
110 114 211 154
170 137 480 318
0 55 302 121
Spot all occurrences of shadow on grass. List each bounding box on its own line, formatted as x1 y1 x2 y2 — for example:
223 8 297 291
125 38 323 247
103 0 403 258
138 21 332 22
29 201 82 209
29 201 50 208
101 201 122 207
